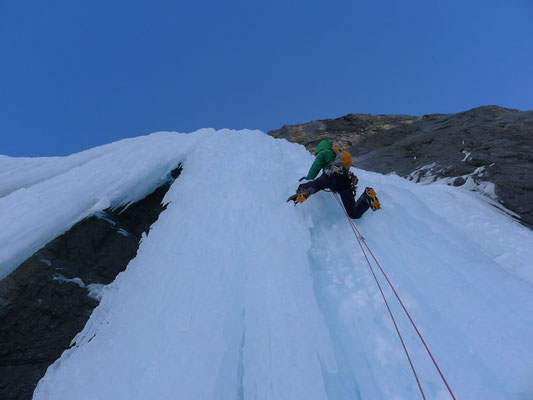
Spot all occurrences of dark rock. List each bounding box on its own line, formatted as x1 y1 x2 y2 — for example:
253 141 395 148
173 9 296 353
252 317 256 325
0 164 182 400
453 177 466 187
268 106 533 228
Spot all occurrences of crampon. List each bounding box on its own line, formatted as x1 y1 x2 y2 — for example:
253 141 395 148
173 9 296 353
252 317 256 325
364 187 381 211
286 190 309 206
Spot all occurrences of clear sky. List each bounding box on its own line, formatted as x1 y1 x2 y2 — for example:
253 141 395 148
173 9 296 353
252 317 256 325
1 0 532 157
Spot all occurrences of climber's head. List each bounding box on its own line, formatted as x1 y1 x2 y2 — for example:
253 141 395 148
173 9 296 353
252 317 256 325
315 140 332 155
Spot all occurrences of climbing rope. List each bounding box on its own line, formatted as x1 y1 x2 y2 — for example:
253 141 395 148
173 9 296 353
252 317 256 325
332 192 426 399
332 192 457 400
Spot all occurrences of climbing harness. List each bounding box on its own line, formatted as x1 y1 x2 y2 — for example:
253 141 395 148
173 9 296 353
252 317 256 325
332 192 457 400
348 171 358 197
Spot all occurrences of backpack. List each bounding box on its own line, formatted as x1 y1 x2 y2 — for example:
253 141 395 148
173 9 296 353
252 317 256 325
325 147 352 175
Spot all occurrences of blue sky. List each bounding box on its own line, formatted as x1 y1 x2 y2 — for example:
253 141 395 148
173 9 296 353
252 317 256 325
1 0 532 156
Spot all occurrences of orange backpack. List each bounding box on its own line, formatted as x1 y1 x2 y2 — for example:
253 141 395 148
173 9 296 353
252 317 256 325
326 147 352 175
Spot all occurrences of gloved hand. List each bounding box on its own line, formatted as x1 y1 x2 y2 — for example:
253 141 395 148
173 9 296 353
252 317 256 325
299 177 307 182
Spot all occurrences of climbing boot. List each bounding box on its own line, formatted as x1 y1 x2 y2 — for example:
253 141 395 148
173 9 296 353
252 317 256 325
364 187 381 211
287 189 309 205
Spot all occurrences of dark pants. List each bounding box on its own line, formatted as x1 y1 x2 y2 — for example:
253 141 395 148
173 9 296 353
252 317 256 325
298 173 369 219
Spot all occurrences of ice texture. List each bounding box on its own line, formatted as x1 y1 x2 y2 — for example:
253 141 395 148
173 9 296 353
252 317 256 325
2 129 532 399
0 131 208 279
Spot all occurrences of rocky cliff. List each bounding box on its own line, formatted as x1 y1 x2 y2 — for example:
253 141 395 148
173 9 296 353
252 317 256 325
268 106 533 228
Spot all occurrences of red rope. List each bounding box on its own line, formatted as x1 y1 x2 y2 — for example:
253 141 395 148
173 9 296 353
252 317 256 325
332 193 426 399
332 192 457 400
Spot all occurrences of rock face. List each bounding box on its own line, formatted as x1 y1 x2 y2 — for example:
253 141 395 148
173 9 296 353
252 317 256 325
0 165 181 400
268 106 533 228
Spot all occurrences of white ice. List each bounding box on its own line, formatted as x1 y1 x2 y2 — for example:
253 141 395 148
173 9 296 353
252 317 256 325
0 131 210 279
2 129 532 399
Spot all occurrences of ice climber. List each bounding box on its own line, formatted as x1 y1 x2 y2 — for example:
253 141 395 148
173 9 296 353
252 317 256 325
287 140 380 218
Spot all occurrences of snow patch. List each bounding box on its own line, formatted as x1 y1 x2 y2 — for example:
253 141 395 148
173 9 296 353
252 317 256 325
39 257 52 266
407 163 437 182
52 273 86 289
94 211 117 226
117 228 129 237
52 273 106 301
406 162 499 203
87 284 105 301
